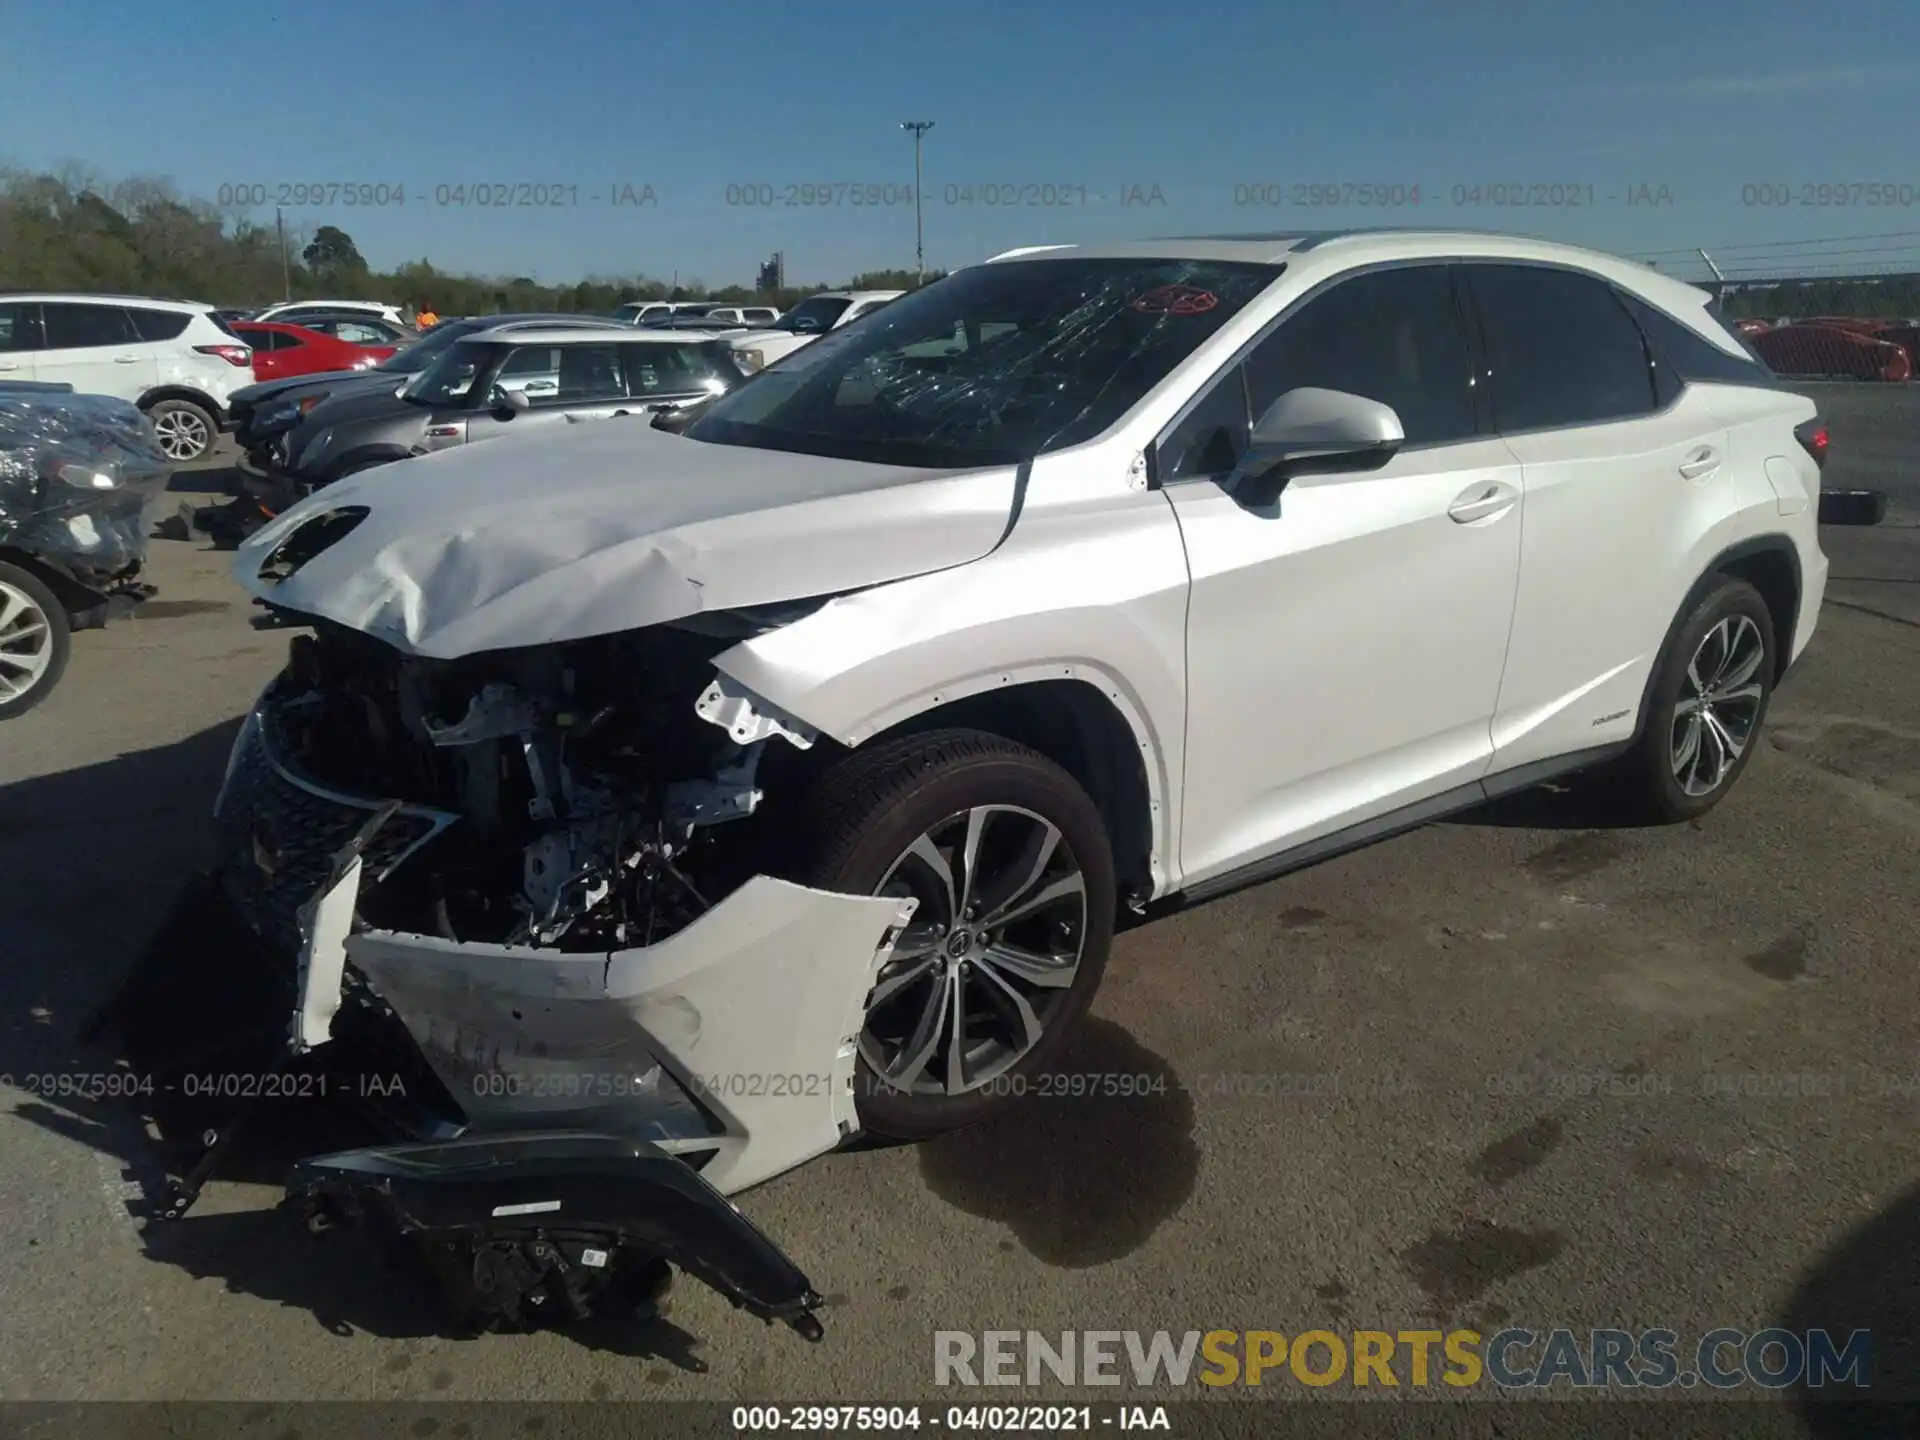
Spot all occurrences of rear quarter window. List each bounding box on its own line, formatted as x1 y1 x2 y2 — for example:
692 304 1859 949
130 307 193 341
1617 292 1776 388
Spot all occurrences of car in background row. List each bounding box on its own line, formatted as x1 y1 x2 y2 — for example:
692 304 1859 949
0 294 254 462
1750 323 1915 381
253 299 409 329
727 289 903 371
230 320 398 381
272 325 744 487
289 313 417 348
616 302 784 328
226 313 627 466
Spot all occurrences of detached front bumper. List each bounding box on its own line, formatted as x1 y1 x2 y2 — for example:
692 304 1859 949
101 714 917 1339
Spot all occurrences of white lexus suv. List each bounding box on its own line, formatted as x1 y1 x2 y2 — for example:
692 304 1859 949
115 232 1834 1329
0 294 255 461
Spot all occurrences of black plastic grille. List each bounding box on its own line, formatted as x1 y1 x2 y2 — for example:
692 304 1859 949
217 712 455 953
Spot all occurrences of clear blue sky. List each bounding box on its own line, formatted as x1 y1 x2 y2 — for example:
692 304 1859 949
3 0 1916 288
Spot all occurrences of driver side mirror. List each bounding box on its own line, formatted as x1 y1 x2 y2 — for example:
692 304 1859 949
490 385 532 418
1228 387 1404 507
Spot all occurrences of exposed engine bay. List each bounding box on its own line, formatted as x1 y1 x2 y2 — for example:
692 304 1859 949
242 601 829 955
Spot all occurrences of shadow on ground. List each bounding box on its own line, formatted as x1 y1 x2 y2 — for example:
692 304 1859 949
917 1016 1200 1267
1779 1180 1919 1434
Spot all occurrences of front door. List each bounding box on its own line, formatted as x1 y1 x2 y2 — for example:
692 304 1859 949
1165 263 1524 887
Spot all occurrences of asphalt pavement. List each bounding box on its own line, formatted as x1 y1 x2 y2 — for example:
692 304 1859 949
0 408 1914 1433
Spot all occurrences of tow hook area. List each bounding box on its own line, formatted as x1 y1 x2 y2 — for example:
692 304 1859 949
286 1134 827 1340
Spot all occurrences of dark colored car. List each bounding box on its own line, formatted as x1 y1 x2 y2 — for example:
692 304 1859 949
0 386 172 718
276 328 743 489
225 314 627 464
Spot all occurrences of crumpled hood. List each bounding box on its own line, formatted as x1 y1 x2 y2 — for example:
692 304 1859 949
234 418 1017 658
233 369 395 410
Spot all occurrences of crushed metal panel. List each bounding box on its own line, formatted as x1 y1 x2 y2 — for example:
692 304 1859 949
349 876 917 1196
233 418 1018 658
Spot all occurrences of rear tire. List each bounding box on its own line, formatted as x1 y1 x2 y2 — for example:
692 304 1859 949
143 398 219 464
1619 577 1776 823
787 728 1117 1140
0 561 72 721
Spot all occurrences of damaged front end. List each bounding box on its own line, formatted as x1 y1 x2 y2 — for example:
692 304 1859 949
98 612 915 1340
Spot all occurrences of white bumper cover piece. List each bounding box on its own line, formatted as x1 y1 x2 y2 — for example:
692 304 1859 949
345 877 918 1196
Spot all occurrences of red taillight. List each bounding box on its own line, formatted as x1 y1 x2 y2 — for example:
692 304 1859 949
1794 418 1829 469
197 344 253 367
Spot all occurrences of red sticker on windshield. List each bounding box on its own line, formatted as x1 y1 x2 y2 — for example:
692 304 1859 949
1132 284 1218 315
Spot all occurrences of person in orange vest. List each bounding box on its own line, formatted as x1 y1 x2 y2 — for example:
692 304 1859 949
415 302 440 328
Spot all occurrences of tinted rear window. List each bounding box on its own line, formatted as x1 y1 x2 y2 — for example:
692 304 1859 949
1618 292 1776 386
42 302 140 349
1465 265 1658 432
129 307 192 341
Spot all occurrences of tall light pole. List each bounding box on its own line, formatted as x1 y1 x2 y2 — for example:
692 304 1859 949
901 120 934 285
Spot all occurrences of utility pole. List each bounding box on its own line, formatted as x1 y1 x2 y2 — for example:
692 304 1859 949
901 120 934 285
276 207 291 301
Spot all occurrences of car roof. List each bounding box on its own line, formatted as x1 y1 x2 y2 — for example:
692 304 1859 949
0 293 216 311
465 323 721 344
263 299 391 309
800 290 903 302
983 229 1711 306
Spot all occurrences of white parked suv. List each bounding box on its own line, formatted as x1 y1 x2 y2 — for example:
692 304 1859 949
0 295 256 461
728 289 904 371
254 300 409 329
120 231 1836 1332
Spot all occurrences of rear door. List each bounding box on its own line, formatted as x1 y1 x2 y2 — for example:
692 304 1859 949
36 302 156 400
1464 262 1733 772
621 341 728 413
461 340 631 446
0 303 41 382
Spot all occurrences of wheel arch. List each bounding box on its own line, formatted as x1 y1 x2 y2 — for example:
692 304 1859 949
739 666 1170 906
1631 533 1801 746
324 445 412 480
860 677 1160 906
137 386 226 425
0 546 105 617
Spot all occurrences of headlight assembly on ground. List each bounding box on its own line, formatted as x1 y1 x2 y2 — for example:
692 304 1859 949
933 1327 1872 1390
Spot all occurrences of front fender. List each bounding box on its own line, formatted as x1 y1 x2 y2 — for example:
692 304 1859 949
712 490 1193 895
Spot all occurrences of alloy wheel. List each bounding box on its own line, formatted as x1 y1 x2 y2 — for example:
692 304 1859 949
862 804 1088 1097
0 578 55 704
1671 614 1767 797
152 408 211 461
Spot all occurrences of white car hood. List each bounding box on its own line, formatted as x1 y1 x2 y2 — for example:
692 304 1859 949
233 419 1017 658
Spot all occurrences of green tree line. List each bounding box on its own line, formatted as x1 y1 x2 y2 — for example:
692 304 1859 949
0 167 943 314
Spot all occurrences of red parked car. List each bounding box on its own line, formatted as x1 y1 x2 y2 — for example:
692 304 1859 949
229 320 397 381
1750 324 1914 382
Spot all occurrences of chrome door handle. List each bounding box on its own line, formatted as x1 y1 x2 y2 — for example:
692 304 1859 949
1447 481 1519 524
1678 448 1720 479
113 355 140 363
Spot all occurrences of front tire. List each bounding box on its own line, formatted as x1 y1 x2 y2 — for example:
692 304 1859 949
144 398 219 463
788 729 1116 1140
1621 577 1776 822
0 561 72 720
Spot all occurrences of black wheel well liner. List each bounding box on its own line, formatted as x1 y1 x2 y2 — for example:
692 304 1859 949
325 446 413 479
848 680 1157 900
137 386 227 425
1631 534 1802 745
0 546 109 615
